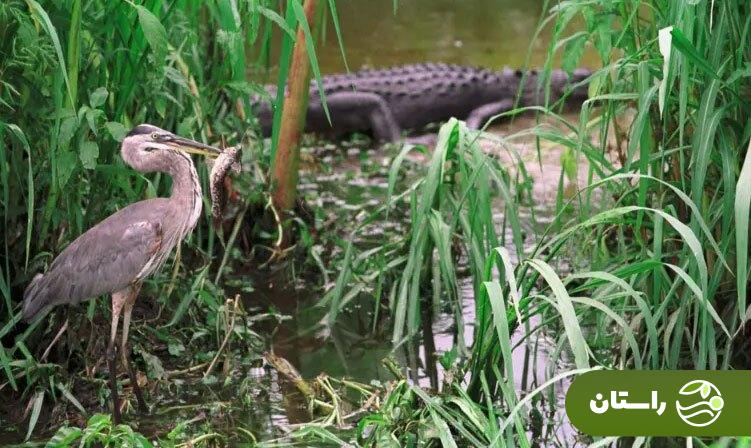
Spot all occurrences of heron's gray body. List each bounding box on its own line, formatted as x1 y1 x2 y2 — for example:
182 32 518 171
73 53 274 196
22 145 203 322
22 124 220 423
24 200 173 319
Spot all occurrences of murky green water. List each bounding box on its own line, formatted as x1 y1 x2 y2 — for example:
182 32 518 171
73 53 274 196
319 0 548 71
254 124 578 440
259 0 597 77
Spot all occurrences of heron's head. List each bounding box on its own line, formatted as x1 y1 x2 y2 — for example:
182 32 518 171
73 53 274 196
121 124 221 173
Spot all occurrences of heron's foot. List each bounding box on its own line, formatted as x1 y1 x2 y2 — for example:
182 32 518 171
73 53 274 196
122 345 148 414
107 346 122 425
132 386 148 414
111 396 122 424
259 243 296 268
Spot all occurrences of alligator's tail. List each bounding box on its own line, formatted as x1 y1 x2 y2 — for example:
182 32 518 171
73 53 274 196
22 273 52 322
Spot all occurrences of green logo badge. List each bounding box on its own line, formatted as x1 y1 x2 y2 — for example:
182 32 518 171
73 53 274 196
675 380 723 427
566 371 751 436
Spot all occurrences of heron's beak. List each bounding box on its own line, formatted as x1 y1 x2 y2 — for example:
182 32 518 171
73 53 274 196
169 136 222 158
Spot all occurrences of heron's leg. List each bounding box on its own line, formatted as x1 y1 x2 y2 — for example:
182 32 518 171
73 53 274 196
109 291 126 424
121 284 147 413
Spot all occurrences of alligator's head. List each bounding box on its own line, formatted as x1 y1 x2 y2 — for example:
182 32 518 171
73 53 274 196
551 68 591 104
498 68 590 106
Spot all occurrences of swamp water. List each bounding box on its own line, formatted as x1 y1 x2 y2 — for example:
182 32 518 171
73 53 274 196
221 109 589 444
254 0 600 79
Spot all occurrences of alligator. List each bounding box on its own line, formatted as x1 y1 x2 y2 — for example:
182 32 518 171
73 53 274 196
251 63 590 143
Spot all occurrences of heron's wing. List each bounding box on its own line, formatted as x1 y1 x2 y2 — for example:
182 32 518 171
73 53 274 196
23 203 166 320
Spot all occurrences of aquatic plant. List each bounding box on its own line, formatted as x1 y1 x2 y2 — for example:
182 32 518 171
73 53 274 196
46 414 153 448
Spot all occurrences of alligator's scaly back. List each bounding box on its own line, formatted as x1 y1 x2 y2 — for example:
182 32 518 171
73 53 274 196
251 63 590 142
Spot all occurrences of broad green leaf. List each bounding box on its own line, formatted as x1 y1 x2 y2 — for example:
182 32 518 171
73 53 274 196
526 259 589 369
89 87 108 108
45 426 82 447
79 140 99 170
134 5 168 63
57 151 78 189
105 122 127 142
59 116 78 148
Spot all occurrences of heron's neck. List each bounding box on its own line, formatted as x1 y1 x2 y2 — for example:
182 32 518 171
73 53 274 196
168 152 203 231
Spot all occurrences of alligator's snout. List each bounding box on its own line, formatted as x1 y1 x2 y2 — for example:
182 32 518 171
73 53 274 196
572 68 591 84
569 68 591 102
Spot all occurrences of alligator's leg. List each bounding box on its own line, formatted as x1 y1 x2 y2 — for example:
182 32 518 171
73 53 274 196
404 134 438 147
367 99 401 143
308 92 401 143
465 100 515 130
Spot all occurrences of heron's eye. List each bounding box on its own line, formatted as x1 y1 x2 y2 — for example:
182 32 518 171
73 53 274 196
151 132 160 140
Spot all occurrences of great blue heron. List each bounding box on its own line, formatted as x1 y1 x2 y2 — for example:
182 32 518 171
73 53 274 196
22 124 221 422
